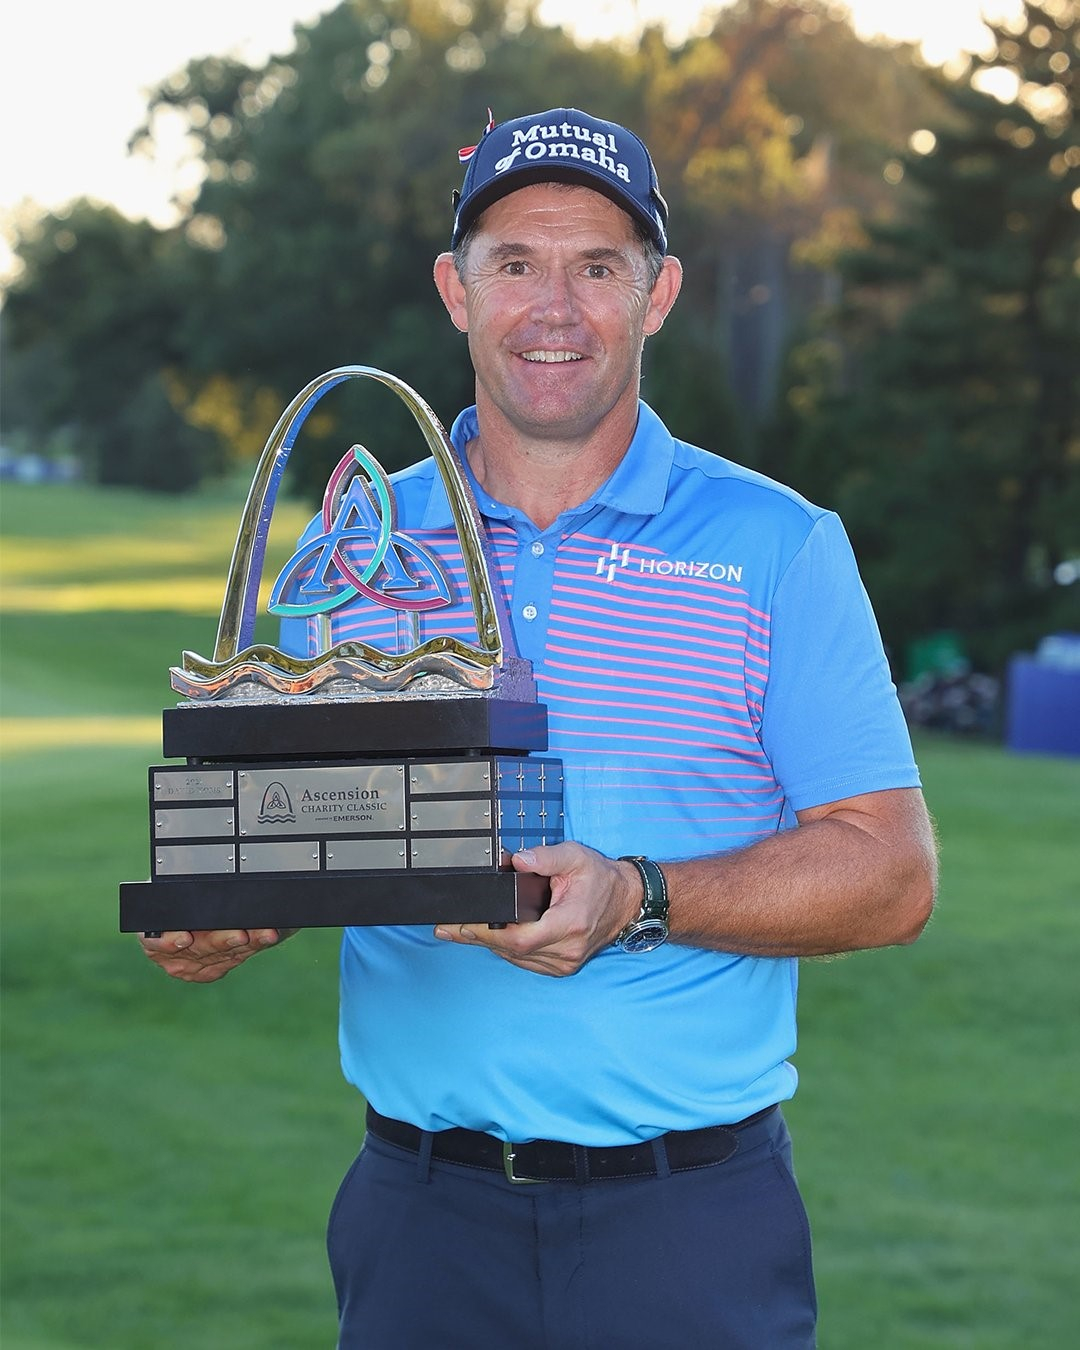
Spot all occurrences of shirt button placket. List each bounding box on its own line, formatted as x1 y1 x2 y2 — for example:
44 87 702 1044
510 531 556 664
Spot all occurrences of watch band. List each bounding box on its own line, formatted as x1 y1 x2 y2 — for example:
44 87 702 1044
616 855 670 952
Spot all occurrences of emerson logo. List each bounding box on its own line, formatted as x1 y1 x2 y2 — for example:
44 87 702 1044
594 544 744 585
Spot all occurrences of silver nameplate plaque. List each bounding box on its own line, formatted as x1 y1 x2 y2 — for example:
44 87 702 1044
139 756 562 882
236 765 407 837
155 844 237 877
154 770 234 802
154 807 236 838
239 841 321 873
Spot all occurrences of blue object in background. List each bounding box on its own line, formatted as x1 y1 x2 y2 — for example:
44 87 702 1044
1006 634 1080 758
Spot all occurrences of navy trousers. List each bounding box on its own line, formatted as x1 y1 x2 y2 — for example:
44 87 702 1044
328 1107 816 1349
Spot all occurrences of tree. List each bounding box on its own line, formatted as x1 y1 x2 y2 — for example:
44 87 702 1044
2 0 951 500
638 0 943 443
771 0 1080 672
132 0 640 496
2 203 216 491
129 0 937 479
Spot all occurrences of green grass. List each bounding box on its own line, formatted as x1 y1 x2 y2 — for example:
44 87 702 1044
2 480 348 1349
0 477 313 720
3 481 1079 1347
789 737 1079 1348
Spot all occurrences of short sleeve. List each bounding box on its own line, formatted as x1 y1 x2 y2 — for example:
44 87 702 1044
760 512 920 810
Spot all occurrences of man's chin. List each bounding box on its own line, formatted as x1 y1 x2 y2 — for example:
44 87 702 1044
495 387 633 444
510 408 612 443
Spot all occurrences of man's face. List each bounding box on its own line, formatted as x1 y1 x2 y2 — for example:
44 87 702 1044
437 183 677 446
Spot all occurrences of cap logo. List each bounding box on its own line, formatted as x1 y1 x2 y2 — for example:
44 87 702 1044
494 119 631 184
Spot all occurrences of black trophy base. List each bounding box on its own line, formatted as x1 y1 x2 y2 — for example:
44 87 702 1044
123 702 563 934
162 697 548 761
120 868 550 933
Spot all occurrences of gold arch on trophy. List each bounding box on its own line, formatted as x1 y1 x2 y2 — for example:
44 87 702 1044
170 367 507 699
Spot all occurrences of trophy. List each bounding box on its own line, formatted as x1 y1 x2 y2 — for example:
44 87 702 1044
119 367 563 934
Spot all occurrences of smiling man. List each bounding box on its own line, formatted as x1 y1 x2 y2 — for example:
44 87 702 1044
434 181 680 489
142 108 937 1349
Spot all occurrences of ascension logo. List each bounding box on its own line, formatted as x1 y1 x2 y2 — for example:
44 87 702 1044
258 781 295 825
594 543 745 585
268 445 453 619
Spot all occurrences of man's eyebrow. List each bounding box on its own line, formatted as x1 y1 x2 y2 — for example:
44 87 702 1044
581 247 632 266
483 241 536 262
481 243 633 265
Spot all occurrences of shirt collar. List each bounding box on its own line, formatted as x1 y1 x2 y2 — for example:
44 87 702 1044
420 401 675 529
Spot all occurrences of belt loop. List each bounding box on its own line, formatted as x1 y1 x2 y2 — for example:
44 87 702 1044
415 1129 434 1184
573 1144 590 1185
649 1135 672 1180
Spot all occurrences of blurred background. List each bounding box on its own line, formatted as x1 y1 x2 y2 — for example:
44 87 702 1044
1 2 1077 1347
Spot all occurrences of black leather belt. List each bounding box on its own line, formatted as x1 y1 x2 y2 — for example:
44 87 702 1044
365 1104 777 1184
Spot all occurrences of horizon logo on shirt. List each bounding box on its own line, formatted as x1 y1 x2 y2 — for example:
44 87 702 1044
595 543 631 581
594 543 745 585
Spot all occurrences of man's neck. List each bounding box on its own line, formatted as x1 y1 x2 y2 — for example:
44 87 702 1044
465 398 639 531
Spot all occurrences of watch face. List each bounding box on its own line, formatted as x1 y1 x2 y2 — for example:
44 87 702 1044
620 920 669 954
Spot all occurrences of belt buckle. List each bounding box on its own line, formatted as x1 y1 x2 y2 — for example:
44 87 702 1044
502 1142 543 1185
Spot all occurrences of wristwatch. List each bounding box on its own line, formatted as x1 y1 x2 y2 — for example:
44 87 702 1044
615 856 670 953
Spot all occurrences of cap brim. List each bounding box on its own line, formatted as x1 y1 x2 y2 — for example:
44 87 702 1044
453 163 664 251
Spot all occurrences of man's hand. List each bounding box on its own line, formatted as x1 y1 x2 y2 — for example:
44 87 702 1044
139 928 296 984
431 787 937 970
434 843 641 977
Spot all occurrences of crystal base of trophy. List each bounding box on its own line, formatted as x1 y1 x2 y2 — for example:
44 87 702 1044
119 367 565 935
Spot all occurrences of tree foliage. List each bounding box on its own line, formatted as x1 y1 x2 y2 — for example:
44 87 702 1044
4 0 934 488
772 0 1080 671
130 0 640 494
9 0 1071 672
2 204 216 490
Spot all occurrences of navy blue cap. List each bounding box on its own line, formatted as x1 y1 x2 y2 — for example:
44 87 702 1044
451 108 668 254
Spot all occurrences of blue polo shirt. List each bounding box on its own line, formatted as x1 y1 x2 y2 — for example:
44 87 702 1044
285 402 920 1144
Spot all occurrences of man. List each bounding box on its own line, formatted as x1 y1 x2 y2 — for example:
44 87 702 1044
143 109 937 1347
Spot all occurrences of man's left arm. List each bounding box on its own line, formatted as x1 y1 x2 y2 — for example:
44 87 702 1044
434 786 937 977
662 785 936 955
437 511 938 975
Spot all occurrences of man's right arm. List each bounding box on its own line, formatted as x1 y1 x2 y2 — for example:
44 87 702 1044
140 928 298 983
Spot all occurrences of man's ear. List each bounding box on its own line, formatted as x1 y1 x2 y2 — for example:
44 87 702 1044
642 256 683 337
434 252 469 333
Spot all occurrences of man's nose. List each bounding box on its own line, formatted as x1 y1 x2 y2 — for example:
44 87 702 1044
530 270 579 325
